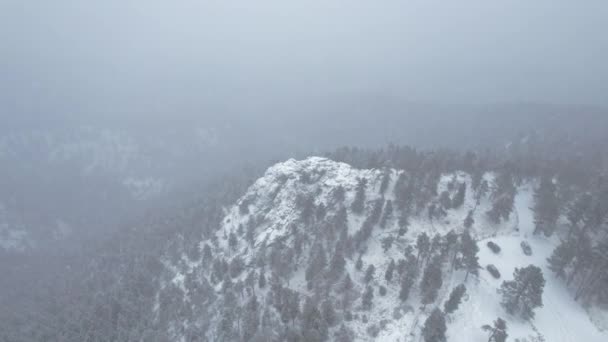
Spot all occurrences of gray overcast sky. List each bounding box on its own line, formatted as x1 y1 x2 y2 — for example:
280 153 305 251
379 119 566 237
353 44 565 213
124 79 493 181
1 0 607 122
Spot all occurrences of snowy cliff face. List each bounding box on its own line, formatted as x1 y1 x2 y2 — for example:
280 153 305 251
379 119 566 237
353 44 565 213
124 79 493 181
161 157 607 342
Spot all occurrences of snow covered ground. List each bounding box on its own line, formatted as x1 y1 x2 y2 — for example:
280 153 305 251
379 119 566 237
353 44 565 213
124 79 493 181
447 187 607 342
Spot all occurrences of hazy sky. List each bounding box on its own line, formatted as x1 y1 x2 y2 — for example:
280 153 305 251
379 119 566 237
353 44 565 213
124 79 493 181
1 0 607 122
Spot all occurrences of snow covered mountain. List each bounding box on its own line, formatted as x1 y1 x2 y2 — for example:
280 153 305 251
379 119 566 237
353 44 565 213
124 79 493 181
160 157 608 341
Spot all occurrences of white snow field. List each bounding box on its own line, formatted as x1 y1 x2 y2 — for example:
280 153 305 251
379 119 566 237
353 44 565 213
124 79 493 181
447 187 607 342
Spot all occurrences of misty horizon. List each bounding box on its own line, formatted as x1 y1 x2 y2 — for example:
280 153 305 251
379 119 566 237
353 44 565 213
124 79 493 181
2 0 608 126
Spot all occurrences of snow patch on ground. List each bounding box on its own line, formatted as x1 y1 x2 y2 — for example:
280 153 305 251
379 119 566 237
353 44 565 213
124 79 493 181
448 187 607 342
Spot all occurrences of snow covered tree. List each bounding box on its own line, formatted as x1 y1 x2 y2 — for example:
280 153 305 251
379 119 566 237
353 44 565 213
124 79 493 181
329 246 346 278
297 194 316 225
242 295 260 341
382 236 394 252
482 318 508 342
420 256 443 305
335 324 354 342
464 209 475 229
398 212 410 236
452 182 467 208
399 274 415 302
301 298 328 342
351 178 367 214
444 284 467 315
476 179 489 203
380 200 393 228
246 219 256 245
202 243 213 263
228 231 238 251
533 175 560 236
333 185 346 203
500 265 545 320
460 231 480 281
379 169 391 196
316 202 327 221
281 290 300 326
459 230 480 281
258 269 266 289
385 259 396 283
321 299 337 327
305 244 327 283
430 234 444 257
417 232 431 264
547 239 575 279
362 286 374 310
364 264 376 283
487 172 516 223
355 255 363 271
439 191 452 209
487 193 515 224
422 308 447 342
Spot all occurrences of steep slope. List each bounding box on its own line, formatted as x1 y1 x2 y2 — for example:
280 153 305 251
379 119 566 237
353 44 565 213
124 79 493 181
162 157 607 341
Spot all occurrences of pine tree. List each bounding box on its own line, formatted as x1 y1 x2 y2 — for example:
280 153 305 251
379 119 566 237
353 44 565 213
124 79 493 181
500 265 545 320
335 324 354 342
444 284 467 315
258 269 266 289
417 232 431 264
333 185 346 203
228 231 239 251
399 275 415 302
547 239 575 279
301 298 328 342
460 231 480 281
305 244 327 282
385 259 396 283
379 169 391 196
298 194 316 225
284 290 300 326
364 264 376 283
420 256 443 305
422 308 447 342
482 318 508 342
202 243 213 263
533 175 560 236
246 219 256 245
487 193 515 224
329 247 346 278
355 255 363 271
321 299 337 327
316 202 327 221
398 212 410 236
380 200 393 228
487 172 516 223
439 191 452 209
476 179 489 204
369 199 385 225
242 295 260 341
452 182 467 208
382 236 395 252
362 286 374 310
351 178 367 214
464 210 475 229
